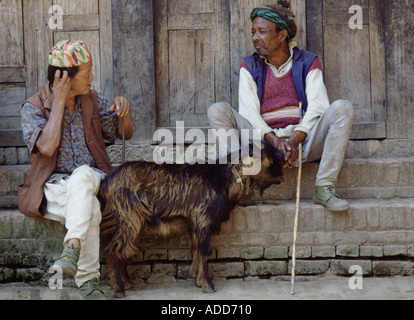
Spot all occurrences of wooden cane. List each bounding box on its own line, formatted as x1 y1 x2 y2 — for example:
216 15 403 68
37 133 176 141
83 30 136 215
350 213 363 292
291 103 303 295
121 116 126 164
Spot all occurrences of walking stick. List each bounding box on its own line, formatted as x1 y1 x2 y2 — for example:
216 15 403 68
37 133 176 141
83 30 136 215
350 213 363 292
121 116 126 164
291 102 303 295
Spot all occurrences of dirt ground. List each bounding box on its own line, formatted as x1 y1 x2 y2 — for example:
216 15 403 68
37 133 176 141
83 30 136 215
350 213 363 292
1 275 413 301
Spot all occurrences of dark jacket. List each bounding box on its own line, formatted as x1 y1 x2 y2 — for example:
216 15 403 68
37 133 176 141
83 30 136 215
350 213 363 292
18 84 113 218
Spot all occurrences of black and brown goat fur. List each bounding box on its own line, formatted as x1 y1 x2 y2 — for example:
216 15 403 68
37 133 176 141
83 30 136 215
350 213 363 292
99 141 284 298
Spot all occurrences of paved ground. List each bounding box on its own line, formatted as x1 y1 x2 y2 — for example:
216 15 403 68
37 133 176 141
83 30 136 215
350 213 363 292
1 275 413 301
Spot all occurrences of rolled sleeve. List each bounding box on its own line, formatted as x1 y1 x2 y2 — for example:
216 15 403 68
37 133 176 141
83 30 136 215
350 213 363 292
21 103 47 154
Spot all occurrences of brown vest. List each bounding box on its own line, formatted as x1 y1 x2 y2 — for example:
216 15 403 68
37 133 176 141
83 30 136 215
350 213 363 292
18 84 113 218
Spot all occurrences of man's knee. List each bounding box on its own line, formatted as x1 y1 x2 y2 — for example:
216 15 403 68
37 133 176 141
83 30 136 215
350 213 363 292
332 100 355 116
67 165 103 195
331 100 355 122
207 102 232 122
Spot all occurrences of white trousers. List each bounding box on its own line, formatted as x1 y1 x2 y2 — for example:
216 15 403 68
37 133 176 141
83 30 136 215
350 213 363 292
208 100 355 187
44 165 105 287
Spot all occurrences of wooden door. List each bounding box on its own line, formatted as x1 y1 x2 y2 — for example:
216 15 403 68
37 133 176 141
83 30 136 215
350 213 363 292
307 0 386 139
0 0 26 146
229 0 306 110
153 0 306 134
51 0 113 99
153 0 231 129
0 0 113 147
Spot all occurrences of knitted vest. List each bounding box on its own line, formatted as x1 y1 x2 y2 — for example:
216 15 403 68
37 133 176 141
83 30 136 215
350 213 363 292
243 47 318 113
18 84 113 218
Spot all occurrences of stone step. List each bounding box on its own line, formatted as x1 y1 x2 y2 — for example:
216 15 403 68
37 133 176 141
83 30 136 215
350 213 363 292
249 157 414 201
1 198 413 283
1 157 413 208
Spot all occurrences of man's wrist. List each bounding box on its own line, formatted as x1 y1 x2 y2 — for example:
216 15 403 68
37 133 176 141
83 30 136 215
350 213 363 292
264 131 276 142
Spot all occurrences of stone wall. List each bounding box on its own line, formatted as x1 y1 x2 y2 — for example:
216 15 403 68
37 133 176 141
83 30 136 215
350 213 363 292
1 198 413 285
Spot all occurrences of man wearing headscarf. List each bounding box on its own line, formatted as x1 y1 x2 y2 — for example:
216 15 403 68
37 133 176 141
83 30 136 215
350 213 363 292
19 40 133 299
208 2 355 213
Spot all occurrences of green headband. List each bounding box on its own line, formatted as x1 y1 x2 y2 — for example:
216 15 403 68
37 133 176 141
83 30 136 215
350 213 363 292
251 8 294 38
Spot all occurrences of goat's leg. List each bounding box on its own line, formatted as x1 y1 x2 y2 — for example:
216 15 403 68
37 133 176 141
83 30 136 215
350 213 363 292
120 260 133 290
192 229 215 294
106 249 126 298
196 254 215 294
189 240 199 279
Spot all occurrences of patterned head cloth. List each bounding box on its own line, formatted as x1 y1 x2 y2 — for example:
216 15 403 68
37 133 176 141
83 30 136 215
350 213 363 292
49 40 92 68
251 7 295 40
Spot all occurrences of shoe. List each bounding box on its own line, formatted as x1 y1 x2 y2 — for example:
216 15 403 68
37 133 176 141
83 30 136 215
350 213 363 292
77 278 107 300
313 186 350 213
53 244 81 277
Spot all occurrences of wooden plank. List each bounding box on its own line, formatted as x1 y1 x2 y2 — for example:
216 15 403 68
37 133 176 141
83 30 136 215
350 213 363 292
350 122 386 140
170 113 212 128
155 0 230 128
195 29 214 116
369 0 386 123
23 0 54 99
323 0 369 10
323 9 369 26
290 0 307 49
99 0 114 101
168 0 214 14
0 0 24 66
306 0 324 69
154 0 170 127
60 14 100 31
112 0 156 143
169 30 196 116
53 0 99 15
324 25 371 121
383 0 414 139
214 0 231 104
153 126 215 144
168 13 216 29
0 67 25 83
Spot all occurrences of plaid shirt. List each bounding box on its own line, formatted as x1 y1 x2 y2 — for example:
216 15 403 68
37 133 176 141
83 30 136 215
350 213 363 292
22 92 118 182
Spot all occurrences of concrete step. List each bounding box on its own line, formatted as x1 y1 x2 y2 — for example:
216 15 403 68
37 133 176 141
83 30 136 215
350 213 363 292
251 157 414 201
1 157 413 208
1 198 413 283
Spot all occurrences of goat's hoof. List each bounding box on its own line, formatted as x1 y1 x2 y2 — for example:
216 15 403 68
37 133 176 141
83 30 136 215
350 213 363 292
114 292 126 299
124 281 133 290
202 287 216 294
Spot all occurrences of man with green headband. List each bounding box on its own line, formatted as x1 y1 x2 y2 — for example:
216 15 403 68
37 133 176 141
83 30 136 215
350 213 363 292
208 3 355 213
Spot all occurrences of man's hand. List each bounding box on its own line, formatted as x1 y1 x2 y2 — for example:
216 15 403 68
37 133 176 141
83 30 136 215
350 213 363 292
110 96 134 140
110 96 130 118
52 70 71 105
265 131 307 169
